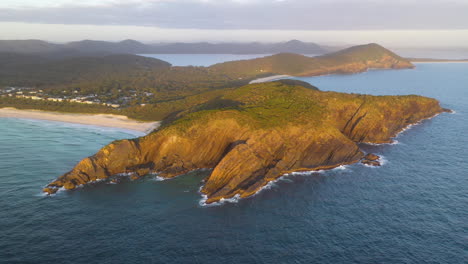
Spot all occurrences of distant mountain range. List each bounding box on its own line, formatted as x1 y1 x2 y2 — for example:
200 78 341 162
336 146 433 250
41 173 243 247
0 39 328 57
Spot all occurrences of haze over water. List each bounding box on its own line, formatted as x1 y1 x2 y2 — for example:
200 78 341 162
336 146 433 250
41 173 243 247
0 59 467 263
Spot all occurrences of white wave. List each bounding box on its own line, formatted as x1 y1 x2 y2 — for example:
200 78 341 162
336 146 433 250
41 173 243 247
397 123 416 135
379 155 388 166
197 163 357 207
199 166 343 207
290 171 313 176
198 159 387 207
87 178 106 184
362 139 399 146
394 112 442 139
363 111 447 145
360 154 387 168
152 176 167 182
332 165 349 171
198 194 211 206
198 191 242 207
35 192 49 197
115 172 136 177
218 195 242 204
43 186 66 197
278 178 294 183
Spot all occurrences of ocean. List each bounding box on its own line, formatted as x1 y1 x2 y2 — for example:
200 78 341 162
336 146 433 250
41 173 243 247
0 59 467 263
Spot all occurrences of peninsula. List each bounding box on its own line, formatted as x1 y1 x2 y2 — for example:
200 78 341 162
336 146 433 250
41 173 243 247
0 41 443 203
43 80 448 204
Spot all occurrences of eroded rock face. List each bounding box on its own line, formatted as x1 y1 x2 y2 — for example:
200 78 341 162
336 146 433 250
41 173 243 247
364 153 380 161
43 83 447 203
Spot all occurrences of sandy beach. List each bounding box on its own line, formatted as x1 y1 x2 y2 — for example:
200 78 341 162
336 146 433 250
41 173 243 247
249 75 291 84
0 108 160 134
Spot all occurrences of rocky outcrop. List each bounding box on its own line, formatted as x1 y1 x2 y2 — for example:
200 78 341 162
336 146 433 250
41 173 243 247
361 153 381 166
43 82 447 203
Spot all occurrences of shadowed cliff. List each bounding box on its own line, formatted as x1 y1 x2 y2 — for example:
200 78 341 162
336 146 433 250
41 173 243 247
43 81 447 203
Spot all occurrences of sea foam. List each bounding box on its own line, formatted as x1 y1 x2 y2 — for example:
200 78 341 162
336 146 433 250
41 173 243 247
198 165 352 207
198 187 242 207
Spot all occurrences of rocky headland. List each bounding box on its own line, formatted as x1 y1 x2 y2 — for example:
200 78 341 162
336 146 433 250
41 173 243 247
43 80 448 203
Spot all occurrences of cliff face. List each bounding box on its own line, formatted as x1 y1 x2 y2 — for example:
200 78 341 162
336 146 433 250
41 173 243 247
43 82 447 203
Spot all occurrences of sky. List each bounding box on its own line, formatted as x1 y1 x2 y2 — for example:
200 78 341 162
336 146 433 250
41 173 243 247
1 0 467 47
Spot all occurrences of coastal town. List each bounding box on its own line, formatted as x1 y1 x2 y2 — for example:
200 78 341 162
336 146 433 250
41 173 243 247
0 86 122 108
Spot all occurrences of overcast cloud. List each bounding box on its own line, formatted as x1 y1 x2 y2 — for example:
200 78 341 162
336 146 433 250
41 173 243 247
1 0 468 30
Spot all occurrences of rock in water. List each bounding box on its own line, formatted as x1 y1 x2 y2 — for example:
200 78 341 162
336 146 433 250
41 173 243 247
43 81 447 204
361 153 382 166
362 160 381 166
361 155 381 167
42 187 58 195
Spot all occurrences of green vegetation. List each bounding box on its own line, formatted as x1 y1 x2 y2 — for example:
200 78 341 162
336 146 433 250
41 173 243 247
43 79 445 201
0 97 116 115
164 81 326 131
0 39 327 55
0 43 414 121
210 43 412 76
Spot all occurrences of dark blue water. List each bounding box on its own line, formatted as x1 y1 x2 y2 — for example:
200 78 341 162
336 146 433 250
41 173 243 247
1 63 467 263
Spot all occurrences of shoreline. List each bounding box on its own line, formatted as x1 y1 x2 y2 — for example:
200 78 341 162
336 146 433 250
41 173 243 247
0 108 160 134
199 109 452 206
249 75 291 84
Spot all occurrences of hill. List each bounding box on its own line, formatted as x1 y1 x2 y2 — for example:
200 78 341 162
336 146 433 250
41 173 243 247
0 39 327 55
150 40 326 54
0 54 171 87
0 39 61 53
0 43 415 121
42 81 448 203
64 39 151 54
210 43 414 77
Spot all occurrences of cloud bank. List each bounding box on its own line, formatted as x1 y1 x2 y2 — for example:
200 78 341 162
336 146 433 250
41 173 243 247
1 0 467 30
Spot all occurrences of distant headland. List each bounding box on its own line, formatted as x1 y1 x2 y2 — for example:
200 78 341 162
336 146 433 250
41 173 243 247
1 43 414 121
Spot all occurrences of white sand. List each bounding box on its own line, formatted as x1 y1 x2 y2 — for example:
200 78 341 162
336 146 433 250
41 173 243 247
249 75 291 84
0 108 160 134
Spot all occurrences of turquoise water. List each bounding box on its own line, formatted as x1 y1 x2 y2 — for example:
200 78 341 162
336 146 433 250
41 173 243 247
1 63 467 263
